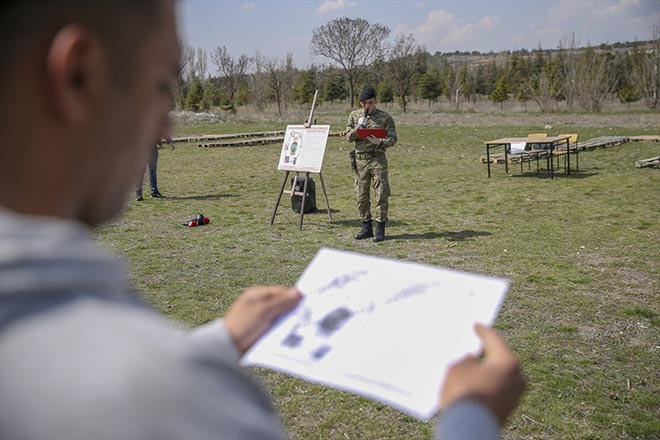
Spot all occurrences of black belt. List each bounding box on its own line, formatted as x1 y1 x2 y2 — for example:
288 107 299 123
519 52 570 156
355 151 384 159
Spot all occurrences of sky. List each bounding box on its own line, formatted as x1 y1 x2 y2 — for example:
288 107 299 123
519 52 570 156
177 0 660 73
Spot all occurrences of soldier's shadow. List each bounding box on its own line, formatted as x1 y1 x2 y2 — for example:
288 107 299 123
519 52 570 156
166 193 239 200
387 229 492 242
330 219 410 228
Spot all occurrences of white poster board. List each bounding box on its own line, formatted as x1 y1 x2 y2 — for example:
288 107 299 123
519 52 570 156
242 248 509 420
277 125 330 173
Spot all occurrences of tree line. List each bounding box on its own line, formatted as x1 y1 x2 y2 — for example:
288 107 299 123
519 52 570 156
173 18 660 114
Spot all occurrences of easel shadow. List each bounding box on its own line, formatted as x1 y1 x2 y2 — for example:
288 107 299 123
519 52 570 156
311 208 342 215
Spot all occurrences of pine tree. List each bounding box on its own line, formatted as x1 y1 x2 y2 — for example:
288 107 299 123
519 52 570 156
185 78 204 112
417 69 442 106
489 73 509 109
323 72 347 104
378 82 394 104
294 69 317 105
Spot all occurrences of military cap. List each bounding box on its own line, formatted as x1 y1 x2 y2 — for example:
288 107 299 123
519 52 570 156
359 86 376 102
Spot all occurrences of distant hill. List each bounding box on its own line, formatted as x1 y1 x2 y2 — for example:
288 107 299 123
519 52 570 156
427 39 656 66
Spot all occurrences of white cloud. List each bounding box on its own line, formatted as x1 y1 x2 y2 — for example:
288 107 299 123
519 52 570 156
414 10 500 51
531 0 653 49
538 25 563 36
591 0 640 19
417 9 455 36
546 1 594 22
478 15 498 30
441 22 479 47
547 0 642 23
512 34 530 46
394 23 412 36
241 2 256 10
424 9 456 28
317 0 356 15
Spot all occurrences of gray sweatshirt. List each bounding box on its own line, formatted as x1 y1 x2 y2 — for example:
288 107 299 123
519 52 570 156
0 208 498 439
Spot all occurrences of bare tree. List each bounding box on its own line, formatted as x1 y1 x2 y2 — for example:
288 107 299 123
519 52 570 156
195 47 208 83
388 34 425 113
171 41 195 108
181 44 196 81
251 52 269 111
529 68 559 112
443 61 470 110
559 33 580 109
311 17 390 105
527 51 562 112
211 46 252 108
260 53 295 116
575 46 617 112
629 24 660 109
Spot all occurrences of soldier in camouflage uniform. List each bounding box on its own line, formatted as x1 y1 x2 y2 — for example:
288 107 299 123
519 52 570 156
345 86 397 242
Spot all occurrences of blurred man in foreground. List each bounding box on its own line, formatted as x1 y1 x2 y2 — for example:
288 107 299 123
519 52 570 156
0 1 524 438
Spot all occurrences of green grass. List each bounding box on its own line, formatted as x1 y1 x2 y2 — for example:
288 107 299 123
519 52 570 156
95 118 660 440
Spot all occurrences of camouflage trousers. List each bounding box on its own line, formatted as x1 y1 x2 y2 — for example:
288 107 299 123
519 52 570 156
354 151 390 223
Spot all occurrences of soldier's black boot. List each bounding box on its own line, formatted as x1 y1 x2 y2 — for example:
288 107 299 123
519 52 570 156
354 221 373 240
373 221 385 242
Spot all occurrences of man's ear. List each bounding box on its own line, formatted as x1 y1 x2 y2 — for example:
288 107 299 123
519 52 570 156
46 25 104 125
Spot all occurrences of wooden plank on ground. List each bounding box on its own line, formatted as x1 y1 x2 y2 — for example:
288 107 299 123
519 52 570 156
199 136 285 148
177 129 345 146
630 135 660 142
173 131 285 143
480 153 539 164
635 156 660 168
576 136 630 151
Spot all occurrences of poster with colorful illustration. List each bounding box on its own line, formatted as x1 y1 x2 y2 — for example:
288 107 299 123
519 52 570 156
278 125 330 173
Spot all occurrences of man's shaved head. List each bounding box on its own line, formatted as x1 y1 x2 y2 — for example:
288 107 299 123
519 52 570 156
0 0 180 225
0 1 166 95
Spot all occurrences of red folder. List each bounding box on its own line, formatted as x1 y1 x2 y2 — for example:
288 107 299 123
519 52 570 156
356 128 387 139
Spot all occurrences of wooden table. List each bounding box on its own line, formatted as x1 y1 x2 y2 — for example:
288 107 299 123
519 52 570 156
484 136 572 178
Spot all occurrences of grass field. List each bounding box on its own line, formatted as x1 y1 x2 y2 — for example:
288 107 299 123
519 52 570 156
96 109 659 440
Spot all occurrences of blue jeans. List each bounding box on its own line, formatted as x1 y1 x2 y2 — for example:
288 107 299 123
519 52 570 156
136 145 159 197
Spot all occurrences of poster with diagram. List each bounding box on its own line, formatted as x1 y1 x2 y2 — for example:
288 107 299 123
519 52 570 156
241 248 510 420
277 125 330 173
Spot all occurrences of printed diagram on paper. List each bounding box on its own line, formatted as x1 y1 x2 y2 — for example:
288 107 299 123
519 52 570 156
242 248 510 420
279 270 444 364
281 129 304 166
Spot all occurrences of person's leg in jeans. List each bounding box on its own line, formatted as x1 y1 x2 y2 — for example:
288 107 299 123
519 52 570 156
135 177 144 201
147 145 164 197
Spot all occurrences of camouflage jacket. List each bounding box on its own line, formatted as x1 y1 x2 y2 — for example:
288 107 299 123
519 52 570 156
346 108 397 153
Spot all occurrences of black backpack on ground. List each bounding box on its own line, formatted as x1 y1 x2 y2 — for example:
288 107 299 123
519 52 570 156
291 177 317 214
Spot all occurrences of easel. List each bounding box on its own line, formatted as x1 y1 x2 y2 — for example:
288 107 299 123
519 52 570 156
270 90 332 230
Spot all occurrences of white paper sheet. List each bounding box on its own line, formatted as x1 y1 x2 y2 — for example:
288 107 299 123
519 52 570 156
509 141 527 154
241 248 509 420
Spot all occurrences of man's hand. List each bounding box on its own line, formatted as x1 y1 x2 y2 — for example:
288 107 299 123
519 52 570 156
366 135 382 146
224 286 302 355
440 324 526 426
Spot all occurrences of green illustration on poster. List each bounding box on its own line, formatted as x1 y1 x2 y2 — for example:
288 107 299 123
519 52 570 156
278 125 330 173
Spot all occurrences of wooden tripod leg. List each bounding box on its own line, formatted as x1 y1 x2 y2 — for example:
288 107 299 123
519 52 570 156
318 172 332 220
270 171 290 225
298 172 309 230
